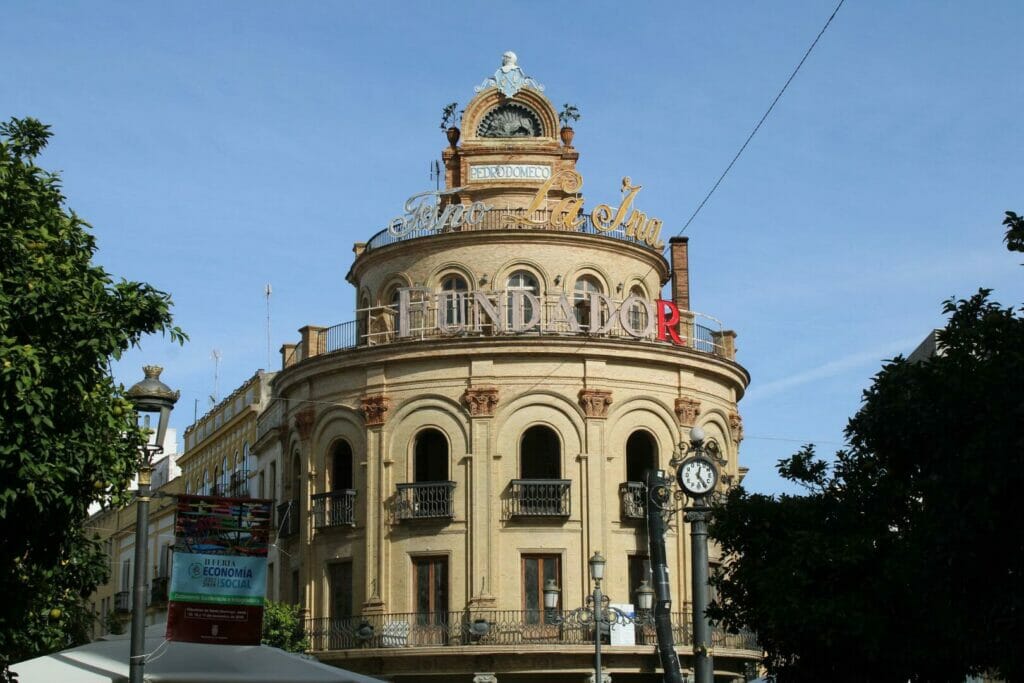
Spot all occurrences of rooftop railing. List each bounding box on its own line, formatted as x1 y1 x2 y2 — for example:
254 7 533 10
283 296 733 370
305 609 758 653
363 209 655 254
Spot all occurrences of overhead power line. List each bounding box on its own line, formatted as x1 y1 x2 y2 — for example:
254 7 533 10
671 0 847 243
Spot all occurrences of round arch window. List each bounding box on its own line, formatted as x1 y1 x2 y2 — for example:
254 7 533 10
506 270 539 329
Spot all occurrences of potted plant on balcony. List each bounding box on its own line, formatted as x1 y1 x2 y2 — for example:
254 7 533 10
441 102 461 147
558 103 580 147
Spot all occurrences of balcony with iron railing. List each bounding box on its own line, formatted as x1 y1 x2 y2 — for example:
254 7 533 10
619 481 646 520
504 479 571 519
228 471 250 498
150 576 169 606
277 499 299 538
312 490 357 529
114 590 131 614
306 608 758 654
393 482 456 522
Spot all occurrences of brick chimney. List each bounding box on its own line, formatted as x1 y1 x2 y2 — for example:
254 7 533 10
669 236 690 311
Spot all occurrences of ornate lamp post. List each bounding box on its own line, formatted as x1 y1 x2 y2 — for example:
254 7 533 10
543 552 655 683
125 366 178 683
671 426 721 683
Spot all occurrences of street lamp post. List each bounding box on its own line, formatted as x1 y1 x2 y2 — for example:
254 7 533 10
125 366 178 683
673 426 721 683
543 552 655 683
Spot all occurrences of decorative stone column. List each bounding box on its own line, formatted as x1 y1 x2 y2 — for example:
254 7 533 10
464 386 500 611
360 394 390 614
675 397 701 427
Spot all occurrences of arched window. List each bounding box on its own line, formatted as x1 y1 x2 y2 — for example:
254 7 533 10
626 431 658 483
221 457 230 493
243 442 253 474
506 270 539 329
520 425 560 479
441 274 469 327
415 429 448 483
203 471 210 496
213 465 221 495
330 441 354 491
574 275 602 329
628 285 649 333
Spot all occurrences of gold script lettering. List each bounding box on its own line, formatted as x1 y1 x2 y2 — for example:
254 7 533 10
511 170 584 226
591 177 642 233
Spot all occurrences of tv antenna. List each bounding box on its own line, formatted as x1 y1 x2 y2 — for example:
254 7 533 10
210 349 222 406
430 160 441 190
265 283 272 371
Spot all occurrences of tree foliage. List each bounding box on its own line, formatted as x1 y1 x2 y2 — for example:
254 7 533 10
709 226 1023 682
261 601 309 653
0 117 184 674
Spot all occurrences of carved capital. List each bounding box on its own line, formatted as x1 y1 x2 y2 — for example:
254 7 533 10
360 394 391 427
463 386 500 417
729 410 744 442
578 389 613 418
294 407 315 442
675 397 702 426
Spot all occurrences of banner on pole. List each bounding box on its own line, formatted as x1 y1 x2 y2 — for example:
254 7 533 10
167 495 273 645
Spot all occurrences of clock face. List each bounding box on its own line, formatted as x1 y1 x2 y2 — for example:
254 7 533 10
677 457 718 496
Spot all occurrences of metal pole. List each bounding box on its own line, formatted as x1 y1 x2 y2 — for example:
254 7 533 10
594 579 602 683
129 464 152 683
688 506 713 683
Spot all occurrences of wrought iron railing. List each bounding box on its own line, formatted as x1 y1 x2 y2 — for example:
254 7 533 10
312 490 357 528
619 481 646 519
363 209 656 254
114 590 131 613
277 499 299 537
305 609 758 652
285 297 727 370
229 471 250 498
394 482 456 521
150 576 169 606
505 479 571 518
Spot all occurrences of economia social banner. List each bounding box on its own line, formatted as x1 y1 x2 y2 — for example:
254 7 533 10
167 495 273 645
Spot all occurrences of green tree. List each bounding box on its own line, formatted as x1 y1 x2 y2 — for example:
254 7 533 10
261 601 309 653
0 117 185 675
709 222 1023 682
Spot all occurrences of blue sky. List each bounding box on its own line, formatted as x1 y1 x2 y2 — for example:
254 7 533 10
5 1 1022 494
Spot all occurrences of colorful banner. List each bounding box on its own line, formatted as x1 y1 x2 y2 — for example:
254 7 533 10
167 495 273 645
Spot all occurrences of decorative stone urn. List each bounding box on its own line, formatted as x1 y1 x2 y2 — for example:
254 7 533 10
446 126 461 147
559 126 574 147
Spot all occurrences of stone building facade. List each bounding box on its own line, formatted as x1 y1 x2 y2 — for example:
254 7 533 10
256 54 757 682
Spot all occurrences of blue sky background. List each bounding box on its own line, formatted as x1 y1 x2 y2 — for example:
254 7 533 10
5 1 1022 494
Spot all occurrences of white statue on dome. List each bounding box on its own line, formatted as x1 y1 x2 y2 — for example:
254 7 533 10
475 51 545 98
